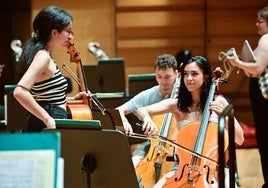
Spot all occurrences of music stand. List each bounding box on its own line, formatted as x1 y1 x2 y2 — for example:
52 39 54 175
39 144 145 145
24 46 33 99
128 73 158 97
83 58 126 94
44 120 139 188
92 108 124 130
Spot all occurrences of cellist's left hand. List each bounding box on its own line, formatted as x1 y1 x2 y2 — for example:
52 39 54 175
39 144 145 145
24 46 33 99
141 115 159 136
209 100 225 116
73 91 90 100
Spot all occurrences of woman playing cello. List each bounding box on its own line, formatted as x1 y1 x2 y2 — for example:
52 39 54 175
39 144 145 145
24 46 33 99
14 6 90 132
137 56 245 187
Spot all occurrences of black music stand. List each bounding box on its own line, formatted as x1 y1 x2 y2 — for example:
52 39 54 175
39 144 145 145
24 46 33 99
128 73 157 97
83 58 126 94
92 108 124 130
44 120 139 188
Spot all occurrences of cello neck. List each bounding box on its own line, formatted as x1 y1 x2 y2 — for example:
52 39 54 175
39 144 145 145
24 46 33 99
77 62 88 92
193 81 217 154
193 68 224 154
159 76 180 137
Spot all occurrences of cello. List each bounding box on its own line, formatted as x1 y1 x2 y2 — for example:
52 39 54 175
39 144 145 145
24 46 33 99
65 42 105 120
164 68 229 188
135 77 180 187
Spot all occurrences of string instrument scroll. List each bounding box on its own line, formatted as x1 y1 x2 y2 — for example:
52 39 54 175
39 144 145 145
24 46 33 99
65 42 106 120
218 48 241 78
164 67 229 188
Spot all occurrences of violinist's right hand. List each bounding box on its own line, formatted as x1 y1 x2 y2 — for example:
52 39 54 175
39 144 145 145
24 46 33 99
142 115 158 136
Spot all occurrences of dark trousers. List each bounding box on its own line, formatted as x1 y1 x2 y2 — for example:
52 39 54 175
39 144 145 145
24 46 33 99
249 78 268 188
22 104 68 132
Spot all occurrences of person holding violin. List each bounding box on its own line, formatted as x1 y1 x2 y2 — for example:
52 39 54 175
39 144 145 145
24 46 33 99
136 56 245 187
116 53 180 167
13 6 89 132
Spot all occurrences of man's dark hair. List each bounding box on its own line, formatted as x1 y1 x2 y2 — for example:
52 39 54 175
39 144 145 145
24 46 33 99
154 53 177 71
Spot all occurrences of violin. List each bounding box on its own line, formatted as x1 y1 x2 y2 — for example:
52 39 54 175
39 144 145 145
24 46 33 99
135 77 180 187
164 68 229 188
65 42 105 120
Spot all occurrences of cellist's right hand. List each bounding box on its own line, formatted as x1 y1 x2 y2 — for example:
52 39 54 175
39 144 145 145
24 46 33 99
122 120 133 135
142 115 158 136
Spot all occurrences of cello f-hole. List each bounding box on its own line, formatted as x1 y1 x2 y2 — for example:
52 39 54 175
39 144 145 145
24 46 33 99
204 165 214 184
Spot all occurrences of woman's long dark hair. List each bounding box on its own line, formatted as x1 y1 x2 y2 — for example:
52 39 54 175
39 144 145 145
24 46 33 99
19 6 73 73
177 56 212 112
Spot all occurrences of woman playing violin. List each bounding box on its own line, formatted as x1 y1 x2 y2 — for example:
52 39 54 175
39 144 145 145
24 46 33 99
137 56 245 187
13 6 89 132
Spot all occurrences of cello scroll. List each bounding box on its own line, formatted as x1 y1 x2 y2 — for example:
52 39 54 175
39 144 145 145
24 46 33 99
65 42 93 120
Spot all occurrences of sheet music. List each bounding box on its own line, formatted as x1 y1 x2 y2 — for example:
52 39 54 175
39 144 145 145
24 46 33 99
57 158 64 188
0 150 55 188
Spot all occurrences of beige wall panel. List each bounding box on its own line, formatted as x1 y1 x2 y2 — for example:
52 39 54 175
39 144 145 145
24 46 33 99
117 38 204 67
117 11 205 39
207 10 259 36
116 0 204 9
207 0 268 9
118 46 204 67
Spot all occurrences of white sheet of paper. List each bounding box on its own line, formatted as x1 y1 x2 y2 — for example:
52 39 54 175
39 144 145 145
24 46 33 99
0 150 55 188
57 157 64 188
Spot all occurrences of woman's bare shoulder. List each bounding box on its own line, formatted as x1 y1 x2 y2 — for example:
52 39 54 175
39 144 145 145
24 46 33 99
31 50 52 68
